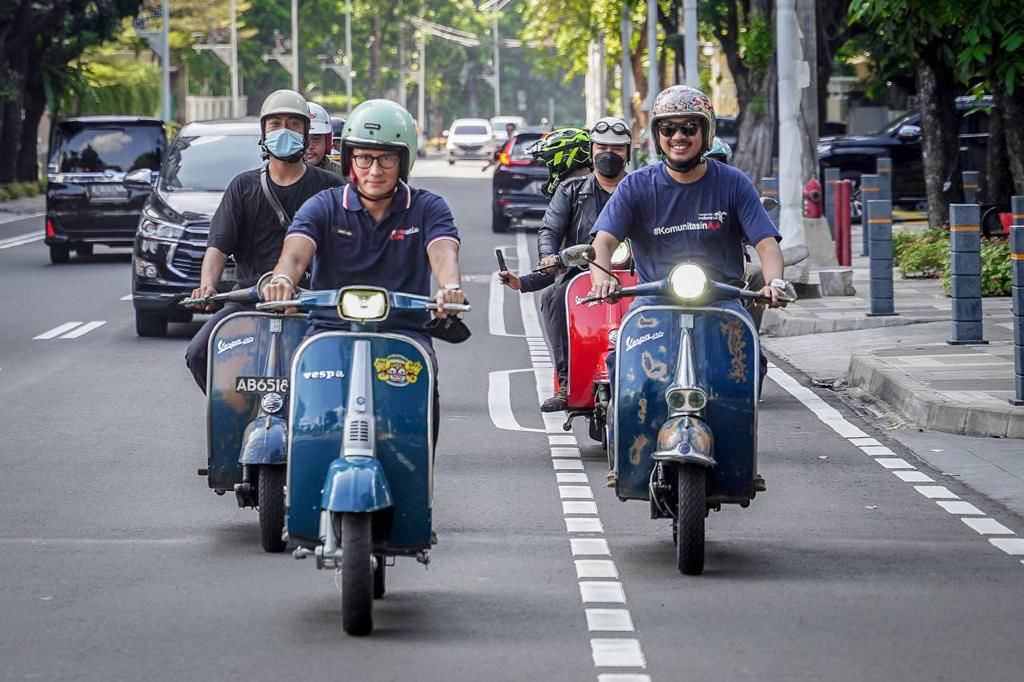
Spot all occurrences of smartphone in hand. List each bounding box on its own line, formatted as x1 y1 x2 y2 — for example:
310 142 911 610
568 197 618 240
495 248 508 272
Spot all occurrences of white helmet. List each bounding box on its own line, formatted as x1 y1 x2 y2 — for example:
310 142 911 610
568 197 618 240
307 102 333 136
590 116 631 161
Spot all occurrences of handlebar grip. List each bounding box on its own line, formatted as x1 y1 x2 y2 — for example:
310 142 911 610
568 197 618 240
428 303 472 313
255 299 302 311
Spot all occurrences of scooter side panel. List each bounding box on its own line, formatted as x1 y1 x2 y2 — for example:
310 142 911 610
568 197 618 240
207 313 308 490
565 270 637 409
287 333 433 553
614 306 758 502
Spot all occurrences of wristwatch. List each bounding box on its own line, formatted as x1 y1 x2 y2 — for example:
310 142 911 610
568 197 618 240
442 283 462 291
769 278 787 290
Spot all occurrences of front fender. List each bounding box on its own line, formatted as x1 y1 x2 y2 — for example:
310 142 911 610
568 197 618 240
321 456 394 513
239 415 288 465
651 415 715 468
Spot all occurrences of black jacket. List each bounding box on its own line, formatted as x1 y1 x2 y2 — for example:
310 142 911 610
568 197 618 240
538 173 604 258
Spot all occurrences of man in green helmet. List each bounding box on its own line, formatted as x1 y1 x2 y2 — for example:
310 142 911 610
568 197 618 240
262 99 466 438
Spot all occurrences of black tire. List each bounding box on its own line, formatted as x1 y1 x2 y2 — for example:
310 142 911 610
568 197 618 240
49 244 70 264
675 465 706 576
135 311 168 337
257 466 287 553
492 206 511 233
75 244 93 257
447 158 455 166
373 554 386 599
341 513 374 636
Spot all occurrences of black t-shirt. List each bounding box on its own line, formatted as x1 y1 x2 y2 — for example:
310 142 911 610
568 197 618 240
207 164 343 286
596 185 611 214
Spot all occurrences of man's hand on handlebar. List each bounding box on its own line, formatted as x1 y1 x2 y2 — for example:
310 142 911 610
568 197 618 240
756 284 786 308
261 276 299 314
433 286 467 319
588 278 621 301
187 284 219 311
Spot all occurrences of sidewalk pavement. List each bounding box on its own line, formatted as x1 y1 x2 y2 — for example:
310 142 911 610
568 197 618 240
0 193 44 217
762 222 1024 514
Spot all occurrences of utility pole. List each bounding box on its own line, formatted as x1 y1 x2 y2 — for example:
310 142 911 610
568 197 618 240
683 0 698 87
345 0 353 115
161 0 171 121
291 0 299 91
620 4 633 131
777 0 809 282
797 0 819 181
230 0 239 117
645 0 658 110
398 31 406 109
493 14 501 116
417 31 426 131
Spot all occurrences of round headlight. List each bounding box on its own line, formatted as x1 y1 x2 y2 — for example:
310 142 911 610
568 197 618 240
608 329 619 346
668 264 708 300
261 392 284 414
687 391 707 411
666 389 687 411
611 240 631 266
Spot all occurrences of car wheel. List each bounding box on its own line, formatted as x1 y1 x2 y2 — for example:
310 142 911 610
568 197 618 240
49 244 70 264
448 158 456 165
135 311 168 337
492 206 511 233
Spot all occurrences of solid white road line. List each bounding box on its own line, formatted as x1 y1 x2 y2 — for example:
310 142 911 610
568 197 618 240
34 322 83 339
0 211 43 226
487 369 545 433
59 321 105 339
0 232 44 249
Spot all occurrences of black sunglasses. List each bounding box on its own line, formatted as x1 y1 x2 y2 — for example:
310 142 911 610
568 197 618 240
657 121 702 138
592 120 631 137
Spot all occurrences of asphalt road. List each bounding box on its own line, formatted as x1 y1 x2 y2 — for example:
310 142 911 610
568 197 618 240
1 160 1022 681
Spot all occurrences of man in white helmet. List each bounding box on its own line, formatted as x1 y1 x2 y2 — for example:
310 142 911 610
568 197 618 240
499 116 632 412
184 89 342 393
304 102 343 176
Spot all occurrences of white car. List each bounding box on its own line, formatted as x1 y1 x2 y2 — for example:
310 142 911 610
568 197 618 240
445 118 496 164
491 115 528 144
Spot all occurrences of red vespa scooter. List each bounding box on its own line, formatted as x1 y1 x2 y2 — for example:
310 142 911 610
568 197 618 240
559 241 637 450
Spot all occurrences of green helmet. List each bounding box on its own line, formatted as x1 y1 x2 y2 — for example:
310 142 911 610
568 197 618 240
526 127 592 197
341 99 418 181
706 136 732 163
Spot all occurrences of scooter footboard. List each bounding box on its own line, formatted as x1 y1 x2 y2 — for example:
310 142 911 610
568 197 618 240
287 332 434 552
207 313 308 490
613 306 759 502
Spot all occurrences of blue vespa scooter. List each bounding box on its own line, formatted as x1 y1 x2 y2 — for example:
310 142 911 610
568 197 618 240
182 277 308 552
574 249 789 576
257 286 470 636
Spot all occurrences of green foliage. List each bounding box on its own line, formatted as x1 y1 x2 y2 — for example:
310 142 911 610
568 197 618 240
0 180 47 202
894 229 1013 297
59 54 161 116
312 94 358 116
737 14 774 81
954 0 1024 95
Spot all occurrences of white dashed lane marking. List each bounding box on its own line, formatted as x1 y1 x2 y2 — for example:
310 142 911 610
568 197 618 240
768 363 1024 564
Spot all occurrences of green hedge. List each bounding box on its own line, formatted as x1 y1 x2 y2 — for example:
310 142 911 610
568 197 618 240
893 228 1012 296
0 180 46 202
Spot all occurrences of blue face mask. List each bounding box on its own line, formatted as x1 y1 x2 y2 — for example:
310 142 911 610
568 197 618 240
263 128 305 160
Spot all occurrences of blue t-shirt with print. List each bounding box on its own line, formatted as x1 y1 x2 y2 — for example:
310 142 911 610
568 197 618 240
591 160 780 284
286 182 461 332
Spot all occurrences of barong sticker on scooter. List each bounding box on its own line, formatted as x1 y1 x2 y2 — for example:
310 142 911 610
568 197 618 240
374 354 423 387
217 336 255 354
720 320 748 383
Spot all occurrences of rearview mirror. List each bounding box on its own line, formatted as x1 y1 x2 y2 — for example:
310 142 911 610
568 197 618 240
560 244 596 268
759 196 779 212
897 124 921 141
124 168 155 190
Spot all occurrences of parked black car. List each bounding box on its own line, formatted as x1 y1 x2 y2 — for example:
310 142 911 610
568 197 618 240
818 96 991 216
129 119 262 337
492 130 549 233
45 116 166 264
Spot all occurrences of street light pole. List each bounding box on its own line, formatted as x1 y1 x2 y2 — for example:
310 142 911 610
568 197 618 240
161 0 171 121
417 31 426 131
493 14 501 116
291 0 299 91
345 0 353 115
645 0 658 110
683 0 698 87
230 0 240 117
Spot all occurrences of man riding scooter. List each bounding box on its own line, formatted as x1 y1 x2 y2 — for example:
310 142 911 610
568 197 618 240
305 102 344 176
587 85 786 486
261 99 467 441
499 120 631 412
184 90 343 393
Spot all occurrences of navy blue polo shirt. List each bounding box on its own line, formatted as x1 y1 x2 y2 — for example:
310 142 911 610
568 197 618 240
591 160 780 284
286 181 461 332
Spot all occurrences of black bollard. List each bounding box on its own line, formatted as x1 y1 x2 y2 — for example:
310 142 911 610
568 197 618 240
1011 195 1024 405
962 170 980 205
825 167 840 239
867 199 898 317
948 203 987 345
860 174 880 256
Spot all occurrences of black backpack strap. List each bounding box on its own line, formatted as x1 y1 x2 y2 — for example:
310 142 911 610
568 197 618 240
260 164 292 229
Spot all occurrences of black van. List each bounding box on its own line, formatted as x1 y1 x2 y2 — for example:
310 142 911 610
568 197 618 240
45 116 166 264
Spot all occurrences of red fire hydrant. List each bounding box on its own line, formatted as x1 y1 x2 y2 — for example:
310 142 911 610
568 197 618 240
803 177 823 218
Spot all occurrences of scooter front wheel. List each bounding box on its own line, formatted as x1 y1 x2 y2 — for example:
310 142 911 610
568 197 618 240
258 466 287 553
675 465 706 576
340 512 374 636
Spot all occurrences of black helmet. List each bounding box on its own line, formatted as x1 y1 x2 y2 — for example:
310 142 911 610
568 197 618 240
330 116 345 142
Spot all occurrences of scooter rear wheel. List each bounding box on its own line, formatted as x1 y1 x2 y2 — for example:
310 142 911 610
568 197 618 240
341 512 374 636
257 466 287 553
675 465 706 576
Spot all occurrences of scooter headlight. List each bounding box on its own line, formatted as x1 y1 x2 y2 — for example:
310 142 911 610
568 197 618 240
611 240 631 267
668 263 708 301
338 287 389 322
666 387 708 414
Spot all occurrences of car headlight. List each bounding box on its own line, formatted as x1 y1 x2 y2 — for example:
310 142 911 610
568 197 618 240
611 240 631 267
138 216 184 241
668 264 708 300
338 287 389 321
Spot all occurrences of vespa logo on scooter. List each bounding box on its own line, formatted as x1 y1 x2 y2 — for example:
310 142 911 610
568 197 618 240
624 331 665 351
573 295 600 308
216 336 255 355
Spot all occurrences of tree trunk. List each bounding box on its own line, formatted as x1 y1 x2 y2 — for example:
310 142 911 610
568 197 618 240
368 13 382 96
915 51 961 228
16 66 45 182
1000 84 1024 196
0 96 23 184
731 63 778 184
983 90 1012 207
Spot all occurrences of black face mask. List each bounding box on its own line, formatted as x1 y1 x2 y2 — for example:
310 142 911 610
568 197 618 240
594 152 626 178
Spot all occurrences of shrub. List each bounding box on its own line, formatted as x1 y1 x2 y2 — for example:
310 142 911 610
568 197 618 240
894 227 948 278
0 179 46 202
941 238 1013 297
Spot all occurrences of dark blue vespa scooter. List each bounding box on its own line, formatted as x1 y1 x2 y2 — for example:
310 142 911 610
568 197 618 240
182 277 308 552
576 251 788 576
257 286 470 636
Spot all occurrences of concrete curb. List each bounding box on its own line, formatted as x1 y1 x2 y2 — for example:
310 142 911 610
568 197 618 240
761 309 938 337
0 195 45 215
848 354 1024 439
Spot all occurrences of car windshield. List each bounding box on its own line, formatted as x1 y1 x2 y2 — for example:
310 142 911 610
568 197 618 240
878 112 919 135
52 123 164 173
160 134 263 191
453 125 488 136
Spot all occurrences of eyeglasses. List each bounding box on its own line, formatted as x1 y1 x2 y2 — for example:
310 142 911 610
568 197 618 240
351 153 400 170
592 120 631 137
657 121 702 138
